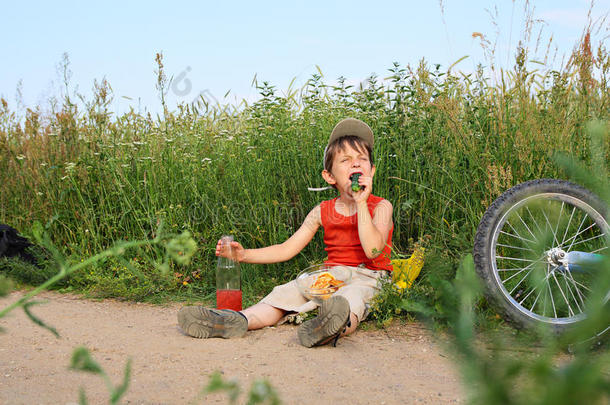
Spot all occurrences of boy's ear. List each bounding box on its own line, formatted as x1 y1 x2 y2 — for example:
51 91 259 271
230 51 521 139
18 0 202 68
371 165 376 178
321 169 336 185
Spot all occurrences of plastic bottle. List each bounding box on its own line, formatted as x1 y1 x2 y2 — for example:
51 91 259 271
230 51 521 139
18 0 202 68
216 235 242 311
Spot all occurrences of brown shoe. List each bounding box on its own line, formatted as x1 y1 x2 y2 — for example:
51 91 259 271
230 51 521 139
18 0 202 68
178 306 248 338
298 296 351 347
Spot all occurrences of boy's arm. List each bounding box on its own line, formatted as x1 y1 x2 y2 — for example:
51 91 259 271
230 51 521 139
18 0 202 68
356 199 393 259
240 205 322 264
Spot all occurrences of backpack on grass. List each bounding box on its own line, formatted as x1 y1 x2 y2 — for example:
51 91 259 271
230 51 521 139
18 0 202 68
0 224 37 265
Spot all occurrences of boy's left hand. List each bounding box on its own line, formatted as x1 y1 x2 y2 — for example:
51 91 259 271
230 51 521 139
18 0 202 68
352 175 372 204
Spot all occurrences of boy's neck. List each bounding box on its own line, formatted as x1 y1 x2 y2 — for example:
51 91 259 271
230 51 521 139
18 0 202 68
336 194 369 210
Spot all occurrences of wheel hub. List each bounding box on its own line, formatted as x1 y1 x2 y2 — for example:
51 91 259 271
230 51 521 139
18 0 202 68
547 247 568 267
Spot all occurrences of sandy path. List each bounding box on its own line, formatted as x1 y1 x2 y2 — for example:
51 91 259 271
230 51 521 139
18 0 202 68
0 291 464 404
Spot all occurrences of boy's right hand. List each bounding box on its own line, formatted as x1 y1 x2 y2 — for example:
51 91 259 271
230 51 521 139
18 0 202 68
215 239 246 262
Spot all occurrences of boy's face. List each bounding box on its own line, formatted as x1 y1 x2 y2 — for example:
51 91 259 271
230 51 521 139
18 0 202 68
322 143 375 198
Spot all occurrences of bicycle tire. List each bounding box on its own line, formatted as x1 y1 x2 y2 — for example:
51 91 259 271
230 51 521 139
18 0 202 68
473 179 609 335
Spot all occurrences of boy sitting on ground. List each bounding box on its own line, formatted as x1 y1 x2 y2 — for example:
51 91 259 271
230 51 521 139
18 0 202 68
178 118 393 347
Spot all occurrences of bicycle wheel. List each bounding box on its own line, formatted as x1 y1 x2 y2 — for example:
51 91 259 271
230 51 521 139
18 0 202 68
474 179 609 334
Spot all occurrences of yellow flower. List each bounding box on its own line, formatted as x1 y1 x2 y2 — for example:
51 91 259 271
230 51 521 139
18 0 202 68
182 281 189 286
395 280 407 290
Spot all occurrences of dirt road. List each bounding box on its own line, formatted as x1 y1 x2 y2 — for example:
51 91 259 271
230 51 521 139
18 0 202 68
0 291 464 404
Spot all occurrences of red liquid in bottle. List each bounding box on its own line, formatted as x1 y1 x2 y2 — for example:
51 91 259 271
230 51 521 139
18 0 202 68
216 289 242 311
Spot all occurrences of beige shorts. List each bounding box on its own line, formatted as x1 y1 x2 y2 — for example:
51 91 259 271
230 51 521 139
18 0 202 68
260 265 389 322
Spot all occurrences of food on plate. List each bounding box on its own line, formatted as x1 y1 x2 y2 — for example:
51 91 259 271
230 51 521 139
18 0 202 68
309 272 346 299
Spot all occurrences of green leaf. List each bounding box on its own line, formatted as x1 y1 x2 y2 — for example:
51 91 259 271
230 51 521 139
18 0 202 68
204 372 240 403
110 358 132 404
0 275 13 298
31 221 44 244
70 347 103 374
78 387 88 405
399 299 435 317
22 301 59 338
164 231 197 265
246 380 281 405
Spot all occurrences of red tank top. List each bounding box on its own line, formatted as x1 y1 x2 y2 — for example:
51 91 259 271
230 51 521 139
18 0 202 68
320 195 393 272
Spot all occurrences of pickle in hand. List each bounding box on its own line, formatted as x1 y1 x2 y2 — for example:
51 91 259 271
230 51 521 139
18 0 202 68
350 173 362 192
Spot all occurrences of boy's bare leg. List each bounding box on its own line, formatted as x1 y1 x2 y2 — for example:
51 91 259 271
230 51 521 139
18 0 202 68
341 313 359 336
241 303 286 330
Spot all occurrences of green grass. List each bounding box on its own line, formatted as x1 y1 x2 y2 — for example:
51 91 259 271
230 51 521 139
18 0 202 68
0 30 608 303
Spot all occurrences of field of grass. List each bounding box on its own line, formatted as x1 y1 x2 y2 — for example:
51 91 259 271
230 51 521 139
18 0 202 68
0 29 608 305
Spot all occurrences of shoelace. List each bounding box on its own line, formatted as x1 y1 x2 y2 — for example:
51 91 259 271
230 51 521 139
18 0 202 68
331 317 352 347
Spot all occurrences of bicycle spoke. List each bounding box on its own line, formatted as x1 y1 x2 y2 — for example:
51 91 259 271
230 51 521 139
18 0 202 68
496 256 541 263
516 211 538 241
548 274 558 318
560 205 577 246
520 268 554 306
561 270 587 311
553 201 565 245
565 232 606 250
591 246 608 254
518 285 538 305
509 266 535 295
551 272 574 316
557 271 584 314
502 261 536 283
496 242 536 253
499 230 535 244
567 277 593 293
526 206 545 235
562 222 596 250
529 282 546 312
564 214 590 251
541 206 560 247
506 219 535 246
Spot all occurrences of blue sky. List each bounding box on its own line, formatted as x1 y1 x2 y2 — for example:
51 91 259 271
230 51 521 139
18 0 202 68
1 0 608 115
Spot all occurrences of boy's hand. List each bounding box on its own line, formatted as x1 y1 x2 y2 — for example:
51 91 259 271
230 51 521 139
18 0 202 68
215 239 246 262
352 174 373 204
